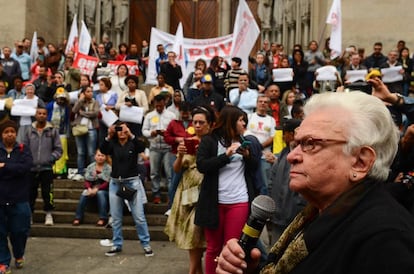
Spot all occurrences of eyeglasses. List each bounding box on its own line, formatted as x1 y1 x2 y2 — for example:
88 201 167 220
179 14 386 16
291 136 347 153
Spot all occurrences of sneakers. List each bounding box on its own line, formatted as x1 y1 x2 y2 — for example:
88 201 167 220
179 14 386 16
45 212 54 226
0 264 11 274
153 197 161 204
72 174 84 181
164 209 171 216
15 257 24 269
99 239 114 247
143 246 154 257
105 246 122 256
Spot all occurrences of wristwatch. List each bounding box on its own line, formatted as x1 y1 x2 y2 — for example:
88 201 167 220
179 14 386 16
395 93 404 106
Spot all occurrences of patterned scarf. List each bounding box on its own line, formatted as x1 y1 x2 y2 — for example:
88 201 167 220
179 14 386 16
261 205 318 274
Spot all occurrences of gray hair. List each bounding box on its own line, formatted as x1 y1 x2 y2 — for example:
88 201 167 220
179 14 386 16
304 91 399 181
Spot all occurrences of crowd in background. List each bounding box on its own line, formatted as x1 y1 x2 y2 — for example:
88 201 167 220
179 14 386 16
1 34 414 274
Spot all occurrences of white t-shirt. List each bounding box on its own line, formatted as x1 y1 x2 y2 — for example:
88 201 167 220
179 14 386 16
217 141 249 204
246 112 276 154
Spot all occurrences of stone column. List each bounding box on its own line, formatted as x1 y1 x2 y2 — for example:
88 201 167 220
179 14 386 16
219 0 231 36
95 0 101 41
156 0 170 32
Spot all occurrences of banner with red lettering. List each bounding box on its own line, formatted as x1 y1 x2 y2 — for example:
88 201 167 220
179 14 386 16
147 27 233 85
73 52 139 78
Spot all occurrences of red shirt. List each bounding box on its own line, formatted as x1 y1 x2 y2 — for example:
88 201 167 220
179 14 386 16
164 120 195 154
269 102 280 126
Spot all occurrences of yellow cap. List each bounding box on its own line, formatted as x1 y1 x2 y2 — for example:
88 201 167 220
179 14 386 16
365 69 381 81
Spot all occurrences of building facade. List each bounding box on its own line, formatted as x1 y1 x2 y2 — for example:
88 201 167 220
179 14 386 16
0 0 413 56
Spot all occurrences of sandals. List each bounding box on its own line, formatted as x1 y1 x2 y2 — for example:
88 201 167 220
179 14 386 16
72 219 80 226
96 219 107 227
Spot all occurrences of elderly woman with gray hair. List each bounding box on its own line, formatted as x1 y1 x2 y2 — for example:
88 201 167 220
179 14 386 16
216 91 414 274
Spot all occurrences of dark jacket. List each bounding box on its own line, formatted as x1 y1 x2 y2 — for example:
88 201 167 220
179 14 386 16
160 62 183 90
364 53 387 70
287 180 414 274
100 136 145 179
195 133 258 229
0 142 33 204
191 90 225 113
249 64 272 90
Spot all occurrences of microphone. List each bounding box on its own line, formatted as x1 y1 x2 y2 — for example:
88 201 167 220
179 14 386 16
239 195 276 257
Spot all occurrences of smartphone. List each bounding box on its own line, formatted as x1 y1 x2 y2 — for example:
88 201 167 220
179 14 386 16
240 140 252 148
184 139 199 155
115 126 122 132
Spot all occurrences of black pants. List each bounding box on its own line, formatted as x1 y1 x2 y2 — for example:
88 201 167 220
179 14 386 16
30 170 54 212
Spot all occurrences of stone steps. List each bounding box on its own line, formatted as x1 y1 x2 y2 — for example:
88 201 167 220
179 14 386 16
30 179 170 241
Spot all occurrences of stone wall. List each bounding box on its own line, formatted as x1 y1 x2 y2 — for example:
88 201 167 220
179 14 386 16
0 0 66 47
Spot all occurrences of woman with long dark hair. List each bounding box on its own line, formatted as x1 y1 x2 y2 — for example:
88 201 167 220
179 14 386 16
195 105 258 274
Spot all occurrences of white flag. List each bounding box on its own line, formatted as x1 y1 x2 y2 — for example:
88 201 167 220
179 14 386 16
326 0 342 59
65 14 78 54
230 0 260 71
79 20 92 55
29 31 38 65
172 22 187 88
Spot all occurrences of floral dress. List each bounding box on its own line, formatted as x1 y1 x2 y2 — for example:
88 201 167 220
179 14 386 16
164 155 206 249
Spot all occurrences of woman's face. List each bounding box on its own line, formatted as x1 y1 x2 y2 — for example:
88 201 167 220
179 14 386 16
280 58 289 68
84 87 93 99
236 116 246 135
94 150 107 164
287 108 354 210
193 113 209 137
25 86 35 97
80 76 90 87
294 52 302 62
401 49 409 58
2 127 17 146
127 79 137 91
286 92 296 105
120 45 127 54
54 73 64 85
117 65 128 77
196 61 206 71
99 81 108 92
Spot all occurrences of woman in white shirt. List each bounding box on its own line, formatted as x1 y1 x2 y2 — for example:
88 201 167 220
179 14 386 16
110 64 129 97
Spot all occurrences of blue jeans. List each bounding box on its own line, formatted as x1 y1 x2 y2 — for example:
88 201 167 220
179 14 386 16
74 189 108 220
75 129 97 175
0 202 31 266
149 148 172 198
167 153 182 208
109 177 150 249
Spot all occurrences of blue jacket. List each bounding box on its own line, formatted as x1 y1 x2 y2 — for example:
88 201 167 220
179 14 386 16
0 142 33 204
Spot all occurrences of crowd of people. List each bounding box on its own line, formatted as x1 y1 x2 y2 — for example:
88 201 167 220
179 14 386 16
1 34 414 274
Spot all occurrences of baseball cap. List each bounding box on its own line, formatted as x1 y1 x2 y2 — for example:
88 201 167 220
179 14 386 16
201 74 213 83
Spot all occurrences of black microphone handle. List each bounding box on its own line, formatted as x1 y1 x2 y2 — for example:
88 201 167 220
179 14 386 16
238 215 267 259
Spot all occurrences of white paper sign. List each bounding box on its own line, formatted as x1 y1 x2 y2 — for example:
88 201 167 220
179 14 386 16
11 99 37 116
0 100 5 111
272 68 293 82
100 105 118 127
69 90 80 104
346 69 368 83
315 65 338 81
381 66 403 83
119 105 144 124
